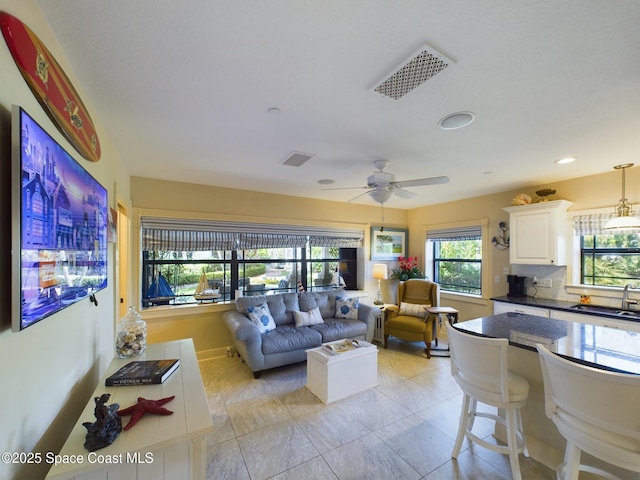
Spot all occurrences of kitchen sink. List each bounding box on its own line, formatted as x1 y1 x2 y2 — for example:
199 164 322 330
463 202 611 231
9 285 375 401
570 304 640 319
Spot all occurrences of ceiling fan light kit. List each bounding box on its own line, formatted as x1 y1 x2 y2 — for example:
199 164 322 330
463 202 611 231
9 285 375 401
323 159 449 206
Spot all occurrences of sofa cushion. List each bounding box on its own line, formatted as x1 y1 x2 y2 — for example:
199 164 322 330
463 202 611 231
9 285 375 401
236 292 299 325
300 291 340 319
310 318 367 343
335 297 359 319
261 325 322 355
246 303 276 333
293 307 324 327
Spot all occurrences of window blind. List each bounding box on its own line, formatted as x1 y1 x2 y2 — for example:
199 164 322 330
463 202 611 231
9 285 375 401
140 217 364 251
426 225 482 242
572 212 619 236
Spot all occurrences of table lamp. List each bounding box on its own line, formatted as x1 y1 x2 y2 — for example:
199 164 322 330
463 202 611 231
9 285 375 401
372 263 388 305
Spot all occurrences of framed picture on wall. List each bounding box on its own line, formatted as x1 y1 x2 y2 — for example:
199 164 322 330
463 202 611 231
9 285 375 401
371 228 408 260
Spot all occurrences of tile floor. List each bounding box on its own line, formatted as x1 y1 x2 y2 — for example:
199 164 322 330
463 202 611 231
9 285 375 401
200 339 557 480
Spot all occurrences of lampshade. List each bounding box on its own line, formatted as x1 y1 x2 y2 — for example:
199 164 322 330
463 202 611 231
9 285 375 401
369 189 393 205
603 163 640 231
372 263 388 280
604 214 640 231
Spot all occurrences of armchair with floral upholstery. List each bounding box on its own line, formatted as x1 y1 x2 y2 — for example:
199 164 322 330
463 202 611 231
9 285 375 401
384 279 440 358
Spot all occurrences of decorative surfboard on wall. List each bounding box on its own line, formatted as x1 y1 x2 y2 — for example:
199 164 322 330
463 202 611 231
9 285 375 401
0 11 101 162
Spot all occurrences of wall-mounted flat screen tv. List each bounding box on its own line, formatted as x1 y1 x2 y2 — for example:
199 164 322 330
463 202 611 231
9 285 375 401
11 105 108 332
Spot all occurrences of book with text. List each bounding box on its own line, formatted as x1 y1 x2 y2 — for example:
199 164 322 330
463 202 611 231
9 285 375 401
105 359 180 386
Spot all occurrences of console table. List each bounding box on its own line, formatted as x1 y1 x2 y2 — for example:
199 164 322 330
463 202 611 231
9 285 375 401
46 339 213 480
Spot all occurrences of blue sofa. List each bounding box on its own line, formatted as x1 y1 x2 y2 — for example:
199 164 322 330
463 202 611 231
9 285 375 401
223 290 379 378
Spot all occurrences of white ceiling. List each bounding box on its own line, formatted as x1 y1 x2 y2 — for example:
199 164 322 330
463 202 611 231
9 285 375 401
36 0 640 208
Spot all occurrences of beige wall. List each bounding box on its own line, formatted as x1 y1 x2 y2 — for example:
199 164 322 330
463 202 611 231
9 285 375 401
0 3 131 479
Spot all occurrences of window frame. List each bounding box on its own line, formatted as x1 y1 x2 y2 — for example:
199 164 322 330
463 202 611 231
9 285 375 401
580 234 640 287
424 218 489 299
133 211 367 315
567 208 640 296
432 239 483 295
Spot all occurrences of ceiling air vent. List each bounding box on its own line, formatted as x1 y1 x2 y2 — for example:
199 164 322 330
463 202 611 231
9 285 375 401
372 44 454 100
281 151 315 167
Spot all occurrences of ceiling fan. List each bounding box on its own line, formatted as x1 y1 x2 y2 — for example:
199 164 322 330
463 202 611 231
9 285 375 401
325 160 449 204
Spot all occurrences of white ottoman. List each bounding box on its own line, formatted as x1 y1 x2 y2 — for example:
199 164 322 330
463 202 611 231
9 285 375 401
306 339 378 404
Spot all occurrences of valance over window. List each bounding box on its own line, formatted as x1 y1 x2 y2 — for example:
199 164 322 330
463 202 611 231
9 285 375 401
140 217 364 251
426 225 482 242
572 213 620 236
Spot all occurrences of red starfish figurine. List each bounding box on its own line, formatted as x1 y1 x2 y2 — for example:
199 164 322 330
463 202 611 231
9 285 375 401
116 396 175 430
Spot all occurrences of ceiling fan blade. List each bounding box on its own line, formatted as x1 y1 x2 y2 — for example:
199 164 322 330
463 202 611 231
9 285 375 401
347 190 374 202
395 176 449 188
393 188 418 199
321 185 368 191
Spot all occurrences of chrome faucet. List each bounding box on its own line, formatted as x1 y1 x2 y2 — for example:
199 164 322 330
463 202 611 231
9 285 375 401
622 284 638 310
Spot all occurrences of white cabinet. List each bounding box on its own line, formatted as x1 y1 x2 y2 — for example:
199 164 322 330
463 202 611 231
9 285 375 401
503 200 573 265
493 301 549 317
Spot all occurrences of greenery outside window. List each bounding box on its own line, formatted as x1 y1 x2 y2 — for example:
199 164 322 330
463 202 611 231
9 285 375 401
426 222 485 296
574 212 640 287
142 246 356 306
581 233 640 286
432 239 482 295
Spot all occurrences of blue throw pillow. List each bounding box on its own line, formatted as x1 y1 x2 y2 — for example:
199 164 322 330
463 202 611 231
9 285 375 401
335 297 359 319
246 303 276 333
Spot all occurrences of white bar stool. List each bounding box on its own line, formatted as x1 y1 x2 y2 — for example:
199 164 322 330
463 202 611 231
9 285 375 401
446 323 529 480
537 343 640 480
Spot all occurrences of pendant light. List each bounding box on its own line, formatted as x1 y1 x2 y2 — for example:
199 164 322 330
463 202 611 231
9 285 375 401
604 163 640 231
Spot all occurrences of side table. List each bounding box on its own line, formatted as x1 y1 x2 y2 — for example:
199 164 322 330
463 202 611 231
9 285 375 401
426 306 459 357
372 303 395 344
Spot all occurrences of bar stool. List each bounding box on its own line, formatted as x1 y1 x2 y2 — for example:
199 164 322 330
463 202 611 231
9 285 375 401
536 343 640 480
425 306 458 356
446 323 529 480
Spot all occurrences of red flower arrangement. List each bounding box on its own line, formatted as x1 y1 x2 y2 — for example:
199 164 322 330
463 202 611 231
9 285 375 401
390 256 425 281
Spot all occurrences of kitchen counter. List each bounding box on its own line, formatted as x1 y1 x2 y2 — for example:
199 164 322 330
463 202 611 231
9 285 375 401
455 312 640 375
491 295 640 324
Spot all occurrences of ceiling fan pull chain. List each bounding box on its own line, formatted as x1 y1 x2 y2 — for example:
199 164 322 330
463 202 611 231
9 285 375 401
380 204 385 232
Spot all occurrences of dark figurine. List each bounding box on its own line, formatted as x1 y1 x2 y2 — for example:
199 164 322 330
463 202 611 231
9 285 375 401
82 393 122 451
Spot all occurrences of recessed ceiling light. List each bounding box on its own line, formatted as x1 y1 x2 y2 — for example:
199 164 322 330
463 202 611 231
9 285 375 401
555 157 576 165
318 179 335 185
439 111 475 130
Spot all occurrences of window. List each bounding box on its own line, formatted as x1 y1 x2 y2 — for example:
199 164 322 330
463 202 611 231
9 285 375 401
581 233 640 286
426 222 485 296
574 213 640 287
139 217 363 307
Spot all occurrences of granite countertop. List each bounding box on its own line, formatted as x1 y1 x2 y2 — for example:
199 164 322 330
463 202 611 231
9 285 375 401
491 295 640 324
455 312 640 375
